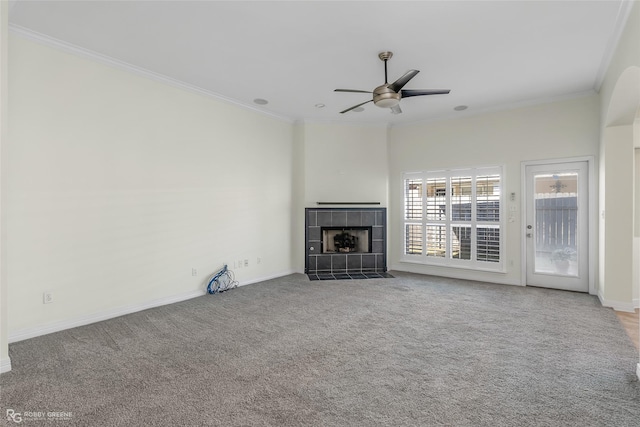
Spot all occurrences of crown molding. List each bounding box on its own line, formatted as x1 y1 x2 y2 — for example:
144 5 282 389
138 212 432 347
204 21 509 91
9 24 294 124
593 0 636 91
300 118 390 129
391 89 598 129
301 88 596 129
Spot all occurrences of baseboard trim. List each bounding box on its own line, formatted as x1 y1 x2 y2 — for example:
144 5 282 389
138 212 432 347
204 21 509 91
8 270 296 344
240 270 297 286
0 357 12 374
597 291 637 312
390 263 522 287
8 289 207 344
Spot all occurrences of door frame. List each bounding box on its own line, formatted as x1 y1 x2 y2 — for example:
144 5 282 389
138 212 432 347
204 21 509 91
520 156 596 295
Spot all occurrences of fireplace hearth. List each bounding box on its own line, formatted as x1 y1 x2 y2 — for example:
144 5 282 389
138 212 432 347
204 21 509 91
305 208 386 276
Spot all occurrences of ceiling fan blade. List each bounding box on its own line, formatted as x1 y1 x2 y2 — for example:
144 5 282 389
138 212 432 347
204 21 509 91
340 99 373 114
390 105 402 115
334 89 373 94
401 89 451 98
388 70 420 92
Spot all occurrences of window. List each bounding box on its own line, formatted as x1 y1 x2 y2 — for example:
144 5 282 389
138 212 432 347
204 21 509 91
403 166 503 270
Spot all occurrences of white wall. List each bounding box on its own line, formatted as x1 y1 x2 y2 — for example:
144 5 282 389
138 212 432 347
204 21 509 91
7 36 295 339
634 147 639 306
632 83 639 310
388 95 600 285
0 0 10 373
602 125 635 305
301 122 389 207
291 121 306 273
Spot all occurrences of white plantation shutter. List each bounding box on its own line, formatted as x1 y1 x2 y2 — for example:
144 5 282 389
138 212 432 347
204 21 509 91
405 224 422 255
403 167 503 270
476 174 501 263
404 178 423 221
425 177 447 220
426 225 446 258
404 175 423 255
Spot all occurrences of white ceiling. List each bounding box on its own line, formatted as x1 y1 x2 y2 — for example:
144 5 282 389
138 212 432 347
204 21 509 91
8 0 633 125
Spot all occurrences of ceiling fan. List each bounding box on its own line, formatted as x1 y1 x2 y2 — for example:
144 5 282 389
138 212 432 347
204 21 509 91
335 51 450 114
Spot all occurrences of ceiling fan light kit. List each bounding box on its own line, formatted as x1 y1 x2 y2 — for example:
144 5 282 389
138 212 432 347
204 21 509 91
373 86 400 108
335 51 450 115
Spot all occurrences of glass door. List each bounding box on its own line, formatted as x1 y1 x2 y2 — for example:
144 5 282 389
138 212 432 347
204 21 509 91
525 161 589 292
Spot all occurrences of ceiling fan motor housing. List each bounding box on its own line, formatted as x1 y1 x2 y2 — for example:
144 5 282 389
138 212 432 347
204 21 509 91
373 85 400 108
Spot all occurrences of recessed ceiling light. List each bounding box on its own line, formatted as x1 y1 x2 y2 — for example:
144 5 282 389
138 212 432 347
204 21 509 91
315 103 325 108
253 98 269 105
353 107 365 112
454 105 468 111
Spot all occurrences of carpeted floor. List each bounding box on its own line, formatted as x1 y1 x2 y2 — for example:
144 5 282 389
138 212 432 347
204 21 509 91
1 272 639 426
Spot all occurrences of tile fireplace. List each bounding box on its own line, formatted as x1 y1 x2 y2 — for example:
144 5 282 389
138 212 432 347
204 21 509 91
305 207 387 277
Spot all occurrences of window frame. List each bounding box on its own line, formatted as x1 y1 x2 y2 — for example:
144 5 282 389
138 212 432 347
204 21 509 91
401 166 505 272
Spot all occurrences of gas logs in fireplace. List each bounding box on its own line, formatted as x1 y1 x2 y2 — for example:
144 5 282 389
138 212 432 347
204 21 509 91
322 227 371 254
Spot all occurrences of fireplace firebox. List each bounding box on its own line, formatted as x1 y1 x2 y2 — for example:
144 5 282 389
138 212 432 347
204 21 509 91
322 227 371 253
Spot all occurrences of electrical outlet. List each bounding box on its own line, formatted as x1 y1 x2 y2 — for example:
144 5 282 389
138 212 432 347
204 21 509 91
43 291 54 304
237 260 242 268
244 259 249 267
192 268 197 276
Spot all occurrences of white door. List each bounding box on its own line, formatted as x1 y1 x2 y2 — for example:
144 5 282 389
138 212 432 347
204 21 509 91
524 161 589 292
